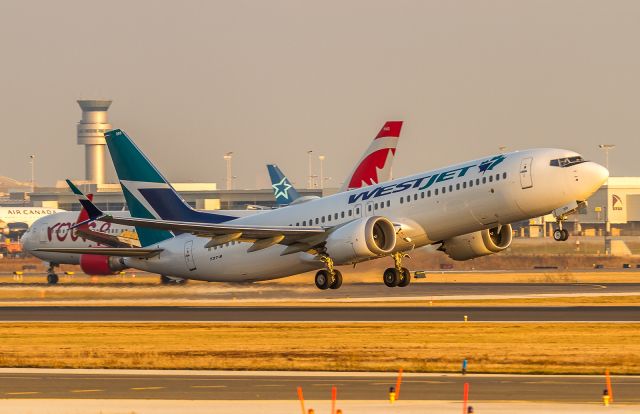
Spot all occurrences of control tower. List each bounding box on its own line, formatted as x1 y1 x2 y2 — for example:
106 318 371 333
77 100 112 185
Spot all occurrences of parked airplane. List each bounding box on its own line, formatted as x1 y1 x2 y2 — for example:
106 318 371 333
0 207 64 238
38 129 608 289
267 120 402 205
23 121 402 284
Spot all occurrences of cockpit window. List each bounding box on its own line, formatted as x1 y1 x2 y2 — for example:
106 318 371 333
549 156 585 167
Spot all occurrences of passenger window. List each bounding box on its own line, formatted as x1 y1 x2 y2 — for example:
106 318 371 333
348 210 352 216
315 218 319 225
421 192 425 199
356 208 360 214
302 221 306 226
503 172 507 179
374 203 378 209
386 200 390 207
482 177 487 184
463 182 467 189
400 197 404 204
435 188 439 195
296 222 299 226
489 176 493 182
456 183 460 190
341 211 345 218
321 216 325 223
495 174 500 181
414 194 418 201
476 179 480 185
368 205 372 211
427 190 431 197
334 213 338 219
327 215 331 222
449 185 453 192
406 195 411 203
442 187 446 194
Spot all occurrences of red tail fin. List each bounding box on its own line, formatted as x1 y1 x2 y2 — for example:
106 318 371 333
75 193 94 229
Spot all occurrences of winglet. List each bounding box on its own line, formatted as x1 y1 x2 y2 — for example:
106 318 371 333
66 179 106 228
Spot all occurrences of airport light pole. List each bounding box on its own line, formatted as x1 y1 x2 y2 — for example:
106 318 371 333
318 155 325 190
307 150 313 189
29 154 35 193
224 152 233 190
598 144 615 255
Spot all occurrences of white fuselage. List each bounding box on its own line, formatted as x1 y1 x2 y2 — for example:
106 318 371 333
115 148 608 282
0 207 65 229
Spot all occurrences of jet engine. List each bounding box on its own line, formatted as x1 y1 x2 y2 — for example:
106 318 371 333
325 216 396 264
439 224 513 261
79 254 127 276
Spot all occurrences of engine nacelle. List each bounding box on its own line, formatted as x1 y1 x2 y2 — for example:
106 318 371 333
325 216 396 264
79 254 127 276
439 224 513 261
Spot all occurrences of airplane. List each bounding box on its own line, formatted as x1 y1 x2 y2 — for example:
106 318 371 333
267 120 402 205
0 207 65 238
23 121 402 284
37 128 609 289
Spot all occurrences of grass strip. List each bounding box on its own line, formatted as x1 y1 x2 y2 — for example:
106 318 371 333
0 323 638 374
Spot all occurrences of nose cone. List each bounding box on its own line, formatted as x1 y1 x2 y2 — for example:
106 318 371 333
577 162 609 198
20 231 31 250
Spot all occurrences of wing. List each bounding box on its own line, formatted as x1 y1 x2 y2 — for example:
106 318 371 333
34 247 162 258
98 214 326 251
76 228 140 248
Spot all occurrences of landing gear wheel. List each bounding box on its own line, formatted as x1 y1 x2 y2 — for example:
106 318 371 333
383 268 400 287
329 270 343 290
47 273 59 285
315 270 331 290
553 229 569 242
397 267 411 287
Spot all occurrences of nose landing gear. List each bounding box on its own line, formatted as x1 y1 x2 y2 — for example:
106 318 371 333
46 263 59 285
315 255 343 290
383 252 411 287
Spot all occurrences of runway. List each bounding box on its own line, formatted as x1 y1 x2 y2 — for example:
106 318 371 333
1 305 640 321
0 370 638 402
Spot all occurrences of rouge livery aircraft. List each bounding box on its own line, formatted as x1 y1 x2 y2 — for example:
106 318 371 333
38 129 608 289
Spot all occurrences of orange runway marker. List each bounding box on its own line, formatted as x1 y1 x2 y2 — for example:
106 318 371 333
606 368 614 403
462 382 469 414
331 385 337 414
395 368 403 400
297 386 306 414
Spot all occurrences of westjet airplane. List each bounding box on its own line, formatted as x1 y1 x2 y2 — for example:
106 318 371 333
38 129 608 289
23 122 402 284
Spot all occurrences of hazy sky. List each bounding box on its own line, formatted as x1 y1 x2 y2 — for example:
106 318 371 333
1 1 639 189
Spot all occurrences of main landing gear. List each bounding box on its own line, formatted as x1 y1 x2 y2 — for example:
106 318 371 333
383 252 411 288
315 256 342 290
46 263 59 285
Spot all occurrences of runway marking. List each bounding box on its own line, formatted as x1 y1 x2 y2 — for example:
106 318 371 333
71 389 103 393
130 386 165 390
191 385 227 388
254 384 284 387
5 391 39 395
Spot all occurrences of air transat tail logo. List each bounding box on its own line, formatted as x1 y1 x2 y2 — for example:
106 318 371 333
272 177 293 200
478 155 506 174
612 194 623 211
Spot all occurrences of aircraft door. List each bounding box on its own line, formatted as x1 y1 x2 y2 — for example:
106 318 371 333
520 157 533 189
40 226 48 243
184 240 197 271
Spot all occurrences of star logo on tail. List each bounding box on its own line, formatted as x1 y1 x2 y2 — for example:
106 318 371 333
272 177 293 200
